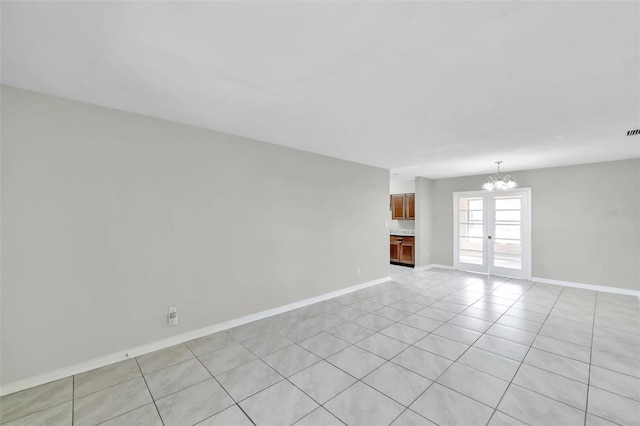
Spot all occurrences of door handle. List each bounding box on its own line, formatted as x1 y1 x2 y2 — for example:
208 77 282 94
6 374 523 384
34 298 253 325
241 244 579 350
488 235 492 239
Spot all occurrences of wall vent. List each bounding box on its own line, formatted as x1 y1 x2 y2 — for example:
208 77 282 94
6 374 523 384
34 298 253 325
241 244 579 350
627 129 640 136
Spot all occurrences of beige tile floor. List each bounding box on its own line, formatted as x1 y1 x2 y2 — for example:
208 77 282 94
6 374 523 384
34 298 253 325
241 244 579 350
1 266 639 425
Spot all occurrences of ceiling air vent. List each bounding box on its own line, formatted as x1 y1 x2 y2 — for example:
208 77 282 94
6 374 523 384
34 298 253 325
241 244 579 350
627 129 640 136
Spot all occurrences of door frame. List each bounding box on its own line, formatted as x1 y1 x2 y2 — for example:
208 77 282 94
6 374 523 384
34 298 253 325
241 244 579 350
453 188 532 280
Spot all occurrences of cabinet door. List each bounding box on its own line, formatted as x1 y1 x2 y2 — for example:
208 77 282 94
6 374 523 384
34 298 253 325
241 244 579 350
391 194 405 220
390 241 399 262
399 238 415 265
405 193 415 220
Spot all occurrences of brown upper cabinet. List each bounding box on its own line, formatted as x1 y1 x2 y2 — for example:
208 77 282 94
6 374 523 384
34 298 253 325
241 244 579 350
391 193 415 220
405 193 415 219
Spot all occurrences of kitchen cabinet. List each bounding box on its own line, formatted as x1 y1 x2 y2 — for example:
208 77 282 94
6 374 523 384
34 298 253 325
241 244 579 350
390 236 400 262
405 193 415 220
391 193 415 220
390 235 415 265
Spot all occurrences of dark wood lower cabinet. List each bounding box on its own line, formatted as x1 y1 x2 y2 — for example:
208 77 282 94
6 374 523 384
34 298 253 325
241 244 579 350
390 239 400 262
390 236 414 266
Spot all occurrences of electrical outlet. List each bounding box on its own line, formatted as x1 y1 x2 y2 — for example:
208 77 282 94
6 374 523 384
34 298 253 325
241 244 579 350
357 267 361 275
168 306 178 326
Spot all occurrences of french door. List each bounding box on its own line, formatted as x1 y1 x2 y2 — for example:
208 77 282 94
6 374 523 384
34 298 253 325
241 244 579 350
453 189 531 279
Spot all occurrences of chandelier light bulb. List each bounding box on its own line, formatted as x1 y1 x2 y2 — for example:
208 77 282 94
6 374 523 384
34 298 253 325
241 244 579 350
482 161 517 190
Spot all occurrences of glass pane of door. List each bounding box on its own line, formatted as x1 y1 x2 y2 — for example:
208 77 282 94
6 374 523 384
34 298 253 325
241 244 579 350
492 195 522 270
458 197 484 266
455 189 529 279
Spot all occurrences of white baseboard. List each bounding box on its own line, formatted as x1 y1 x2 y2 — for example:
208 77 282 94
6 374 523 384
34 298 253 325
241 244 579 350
0 275 391 397
414 264 455 271
532 277 640 297
415 266 639 297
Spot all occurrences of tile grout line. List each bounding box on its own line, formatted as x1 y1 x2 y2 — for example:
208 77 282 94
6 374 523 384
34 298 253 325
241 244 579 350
486 283 593 425
0 399 73 426
6 370 158 426
224 315 391 424
401 276 526 425
85 361 169 426
441 278 565 418
364 275 519 425
235 404 257 426
209 303 372 425
183 342 258 426
385 273 514 425
279 273 462 425
356 271 632 425
283 313 398 423
583 291 597 426
203 334 342 424
137 355 212 400
72 365 161 401
134 357 165 426
193 274 569 424
292 406 347 426
468 278 559 425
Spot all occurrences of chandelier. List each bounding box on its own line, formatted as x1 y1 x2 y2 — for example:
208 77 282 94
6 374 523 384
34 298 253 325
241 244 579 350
482 161 517 190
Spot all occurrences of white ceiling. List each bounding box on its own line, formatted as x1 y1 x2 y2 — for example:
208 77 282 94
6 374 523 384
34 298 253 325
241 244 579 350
2 1 639 179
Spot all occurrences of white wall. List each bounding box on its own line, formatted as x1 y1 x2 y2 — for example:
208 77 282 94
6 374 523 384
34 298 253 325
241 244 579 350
389 179 415 194
430 159 640 290
414 177 433 268
0 86 390 385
